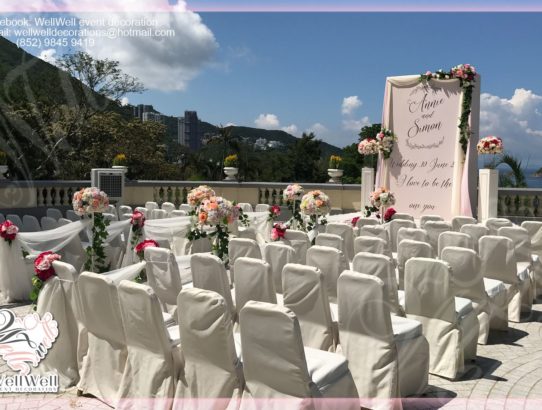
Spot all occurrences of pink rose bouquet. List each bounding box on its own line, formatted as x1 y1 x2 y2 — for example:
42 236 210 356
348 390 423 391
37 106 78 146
72 187 109 216
0 220 19 245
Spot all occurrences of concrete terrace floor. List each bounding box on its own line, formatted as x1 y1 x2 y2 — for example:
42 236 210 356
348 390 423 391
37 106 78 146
1 301 542 410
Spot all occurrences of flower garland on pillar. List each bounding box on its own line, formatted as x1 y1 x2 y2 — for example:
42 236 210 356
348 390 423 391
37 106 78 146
72 187 110 273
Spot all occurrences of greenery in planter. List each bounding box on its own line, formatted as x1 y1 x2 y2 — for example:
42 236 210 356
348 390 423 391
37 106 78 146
112 153 127 166
328 155 343 169
224 154 238 167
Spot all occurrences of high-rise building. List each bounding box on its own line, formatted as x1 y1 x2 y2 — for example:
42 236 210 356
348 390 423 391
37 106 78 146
178 111 203 151
133 104 154 120
142 112 164 123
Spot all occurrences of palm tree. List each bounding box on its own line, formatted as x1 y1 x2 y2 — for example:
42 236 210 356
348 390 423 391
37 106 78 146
497 154 527 187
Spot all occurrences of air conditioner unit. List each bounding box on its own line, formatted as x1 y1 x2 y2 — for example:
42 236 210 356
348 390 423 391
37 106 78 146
91 168 125 204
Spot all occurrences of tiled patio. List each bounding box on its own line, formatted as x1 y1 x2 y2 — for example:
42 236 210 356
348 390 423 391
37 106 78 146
1 300 542 410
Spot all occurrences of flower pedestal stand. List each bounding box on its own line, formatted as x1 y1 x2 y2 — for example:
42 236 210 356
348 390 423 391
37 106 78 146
361 167 375 211
327 169 343 183
478 168 498 222
224 167 238 181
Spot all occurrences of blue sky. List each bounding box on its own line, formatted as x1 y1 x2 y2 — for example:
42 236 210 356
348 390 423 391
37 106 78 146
6 10 542 166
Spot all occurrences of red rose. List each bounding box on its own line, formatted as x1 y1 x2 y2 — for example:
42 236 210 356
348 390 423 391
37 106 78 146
34 251 61 282
0 220 19 243
135 239 159 259
270 205 281 216
384 208 397 222
351 216 360 227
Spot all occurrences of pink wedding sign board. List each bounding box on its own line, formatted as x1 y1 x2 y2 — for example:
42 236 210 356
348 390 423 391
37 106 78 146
380 75 480 220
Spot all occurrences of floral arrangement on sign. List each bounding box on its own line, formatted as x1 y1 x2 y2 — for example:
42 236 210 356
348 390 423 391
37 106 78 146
283 183 305 230
134 239 159 283
328 155 343 169
112 153 127 167
224 154 238 167
267 205 281 222
72 187 110 273
375 129 397 159
357 138 379 156
300 190 330 234
0 220 19 246
30 251 61 306
271 223 288 241
420 64 477 154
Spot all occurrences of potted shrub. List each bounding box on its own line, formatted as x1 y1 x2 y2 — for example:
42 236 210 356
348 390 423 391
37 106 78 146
223 154 239 180
0 150 8 180
327 155 343 183
112 153 128 172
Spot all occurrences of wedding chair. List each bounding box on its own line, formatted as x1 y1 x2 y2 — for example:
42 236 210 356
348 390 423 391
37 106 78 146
235 257 277 314
134 206 148 218
151 209 168 220
263 242 297 293
117 281 182 405
119 205 132 215
191 253 236 321
228 238 262 284
22 215 41 232
405 258 479 379
36 261 81 387
326 222 355 261
145 201 159 214
437 232 473 257
255 203 270 212
397 227 430 249
389 219 416 253
353 236 391 259
452 216 477 232
106 205 118 219
41 216 59 230
391 212 415 222
66 209 80 222
521 221 542 296
485 217 513 235
338 271 429 403
237 227 258 241
424 220 453 251
282 263 337 351
119 213 132 221
354 217 379 230
77 272 128 404
283 230 310 264
60 230 87 272
175 288 243 408
144 247 185 317
46 208 63 221
521 221 542 245
352 252 403 316
358 224 390 243
419 215 444 228
161 201 176 215
0 213 4 223
479 236 532 322
170 210 187 217
237 202 253 213
58 218 72 226
397 240 433 290
179 204 193 213
306 245 349 303
498 226 541 298
315 233 345 254
103 213 117 223
239 301 358 407
460 224 490 252
6 214 23 228
441 247 508 343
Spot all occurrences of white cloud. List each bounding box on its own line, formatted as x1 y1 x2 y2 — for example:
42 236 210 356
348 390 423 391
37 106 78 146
69 1 217 92
306 123 328 136
254 113 280 129
341 95 362 115
120 97 129 106
224 122 236 127
480 88 542 165
342 116 371 131
281 124 298 136
38 48 57 65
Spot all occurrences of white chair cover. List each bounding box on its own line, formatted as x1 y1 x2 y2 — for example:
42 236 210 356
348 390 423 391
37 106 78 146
239 301 358 406
170 210 187 217
237 203 253 213
238 227 258 241
66 210 80 222
358 225 390 242
151 209 168 220
441 247 508 343
460 224 490 252
107 205 118 219
102 261 147 284
519 222 542 297
191 253 236 321
135 206 148 218
244 212 272 244
423 220 453 251
391 213 414 222
498 226 531 262
77 271 127 404
355 217 379 230
437 232 473 257
141 215 192 257
315 233 345 254
419 215 443 228
119 205 132 215
58 218 72 226
396 227 429 249
282 230 310 264
485 217 513 235
144 247 184 315
145 201 159 214
521 221 542 244
46 208 63 221
255 204 270 212
0 236 31 303
120 213 132 221
451 216 477 232
228 238 262 284
19 220 89 256
6 214 23 228
326 223 355 261
354 236 391 259
117 281 182 407
41 216 59 231
282 263 336 351
235 257 276 313
404 258 479 379
396 240 433 290
22 215 41 232
352 252 403 316
479 235 532 322
161 202 176 215
389 220 416 253
263 242 297 293
306 245 349 303
175 288 243 408
338 271 429 407
179 204 193 213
